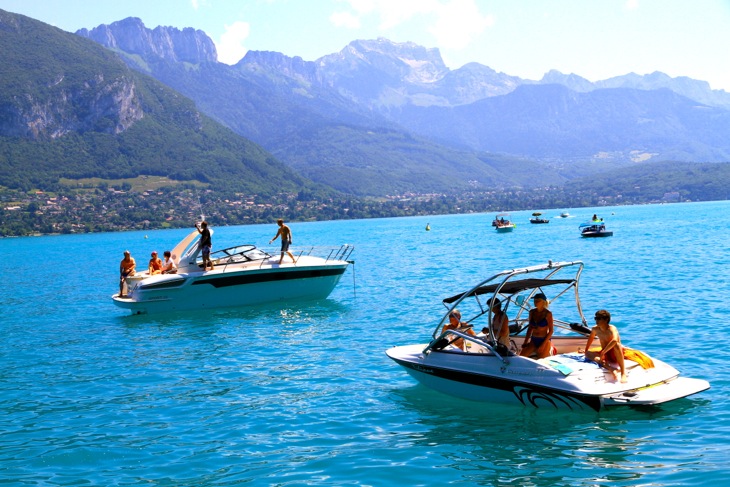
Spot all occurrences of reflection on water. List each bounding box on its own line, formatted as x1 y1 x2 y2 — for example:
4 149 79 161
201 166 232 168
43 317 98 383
389 385 709 486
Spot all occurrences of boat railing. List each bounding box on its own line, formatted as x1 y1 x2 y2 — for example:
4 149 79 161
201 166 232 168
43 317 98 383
276 244 354 263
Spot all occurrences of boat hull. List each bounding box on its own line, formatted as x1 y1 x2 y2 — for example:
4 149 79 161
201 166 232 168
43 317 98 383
495 225 515 233
386 344 708 411
581 231 613 238
113 262 349 314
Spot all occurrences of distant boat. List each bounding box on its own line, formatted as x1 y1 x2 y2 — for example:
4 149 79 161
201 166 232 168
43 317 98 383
580 221 613 238
559 212 570 218
529 212 549 224
493 213 516 232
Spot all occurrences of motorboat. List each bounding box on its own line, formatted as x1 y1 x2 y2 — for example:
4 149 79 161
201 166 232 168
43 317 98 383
529 212 549 224
580 220 613 237
559 212 570 218
113 229 354 314
492 213 516 232
385 260 709 411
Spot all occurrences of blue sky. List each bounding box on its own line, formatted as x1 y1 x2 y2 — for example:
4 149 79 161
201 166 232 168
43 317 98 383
3 0 729 91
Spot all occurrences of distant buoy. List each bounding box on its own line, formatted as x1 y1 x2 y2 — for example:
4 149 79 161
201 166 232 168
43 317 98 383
144 235 148 239
426 224 431 231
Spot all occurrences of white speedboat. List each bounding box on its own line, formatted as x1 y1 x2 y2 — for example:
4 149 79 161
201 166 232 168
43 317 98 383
113 230 354 314
386 261 709 411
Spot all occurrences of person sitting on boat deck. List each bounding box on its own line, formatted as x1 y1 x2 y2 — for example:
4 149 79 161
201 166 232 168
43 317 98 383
119 250 136 297
148 251 163 275
441 309 476 351
161 250 177 274
195 221 214 271
489 298 510 349
584 309 628 383
519 293 554 358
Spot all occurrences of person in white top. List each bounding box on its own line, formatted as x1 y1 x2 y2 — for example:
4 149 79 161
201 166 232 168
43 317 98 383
161 250 178 274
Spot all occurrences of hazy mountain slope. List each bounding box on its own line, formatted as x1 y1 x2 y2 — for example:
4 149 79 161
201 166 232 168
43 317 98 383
391 84 730 163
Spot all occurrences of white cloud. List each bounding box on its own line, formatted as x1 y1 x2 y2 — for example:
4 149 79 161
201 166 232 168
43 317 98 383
428 0 494 50
331 0 493 47
216 21 250 65
624 0 639 11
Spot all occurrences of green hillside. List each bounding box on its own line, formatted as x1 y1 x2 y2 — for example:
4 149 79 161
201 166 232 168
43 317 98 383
0 9 313 196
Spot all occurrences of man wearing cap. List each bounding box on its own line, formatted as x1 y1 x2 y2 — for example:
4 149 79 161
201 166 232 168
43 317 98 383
148 251 163 275
119 250 136 297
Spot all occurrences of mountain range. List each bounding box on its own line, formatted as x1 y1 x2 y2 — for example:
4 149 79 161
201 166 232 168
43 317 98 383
2 9 730 201
75 17 730 195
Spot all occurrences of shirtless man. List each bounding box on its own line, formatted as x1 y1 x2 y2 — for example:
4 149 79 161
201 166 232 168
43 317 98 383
148 251 163 275
269 218 295 264
584 309 628 383
119 250 136 297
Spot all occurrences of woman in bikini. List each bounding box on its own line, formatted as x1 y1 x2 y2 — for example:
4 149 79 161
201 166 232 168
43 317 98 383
519 293 554 358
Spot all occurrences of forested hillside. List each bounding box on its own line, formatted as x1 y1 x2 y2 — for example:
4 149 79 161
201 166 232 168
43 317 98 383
0 9 315 196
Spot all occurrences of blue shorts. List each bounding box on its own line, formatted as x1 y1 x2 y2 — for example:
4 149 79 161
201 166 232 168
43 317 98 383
281 240 291 252
202 245 211 256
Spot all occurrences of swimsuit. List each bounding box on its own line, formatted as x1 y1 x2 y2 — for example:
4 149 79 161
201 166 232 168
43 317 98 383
281 239 291 252
528 311 550 347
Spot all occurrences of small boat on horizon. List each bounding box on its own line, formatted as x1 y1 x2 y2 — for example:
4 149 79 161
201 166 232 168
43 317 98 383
580 219 613 237
493 213 516 232
529 212 549 224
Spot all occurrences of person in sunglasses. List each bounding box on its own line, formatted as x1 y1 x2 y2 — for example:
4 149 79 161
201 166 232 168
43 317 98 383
584 309 627 383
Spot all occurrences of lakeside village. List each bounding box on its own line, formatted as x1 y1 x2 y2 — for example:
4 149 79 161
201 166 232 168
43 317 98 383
0 182 683 237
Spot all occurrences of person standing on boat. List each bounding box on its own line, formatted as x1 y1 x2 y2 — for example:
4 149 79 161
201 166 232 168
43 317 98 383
119 250 136 297
269 219 296 264
584 309 628 383
195 221 214 271
442 309 476 351
519 293 554 358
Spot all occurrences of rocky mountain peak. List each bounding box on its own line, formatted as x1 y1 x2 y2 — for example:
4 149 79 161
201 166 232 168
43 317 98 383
320 37 449 84
76 17 217 64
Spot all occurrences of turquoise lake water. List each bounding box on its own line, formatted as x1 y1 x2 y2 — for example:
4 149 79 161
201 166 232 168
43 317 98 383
2 201 729 486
